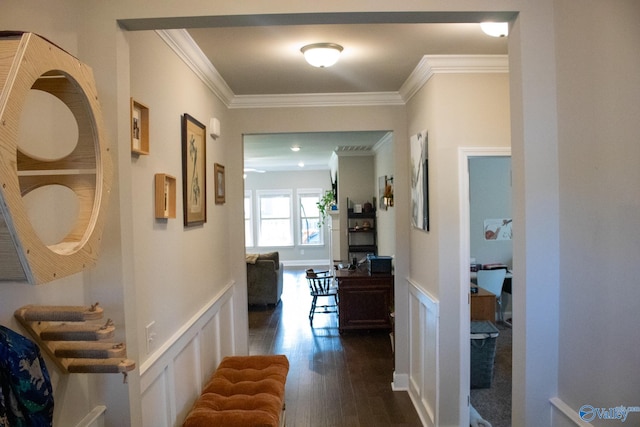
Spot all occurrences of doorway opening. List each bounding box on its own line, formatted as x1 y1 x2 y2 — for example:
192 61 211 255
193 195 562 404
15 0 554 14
243 131 393 268
459 147 512 426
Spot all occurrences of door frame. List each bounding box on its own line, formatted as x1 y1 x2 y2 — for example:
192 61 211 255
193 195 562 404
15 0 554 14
458 146 511 425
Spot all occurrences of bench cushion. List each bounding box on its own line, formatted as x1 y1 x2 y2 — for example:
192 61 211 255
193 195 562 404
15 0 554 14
183 355 289 427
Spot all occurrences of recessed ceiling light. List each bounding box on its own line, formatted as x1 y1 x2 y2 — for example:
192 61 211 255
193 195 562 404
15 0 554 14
298 162 305 168
290 145 300 152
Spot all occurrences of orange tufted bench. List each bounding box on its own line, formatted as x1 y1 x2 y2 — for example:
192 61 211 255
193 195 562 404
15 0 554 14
183 354 289 427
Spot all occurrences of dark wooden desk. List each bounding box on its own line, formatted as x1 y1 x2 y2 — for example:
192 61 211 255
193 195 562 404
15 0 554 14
335 267 393 333
470 286 496 321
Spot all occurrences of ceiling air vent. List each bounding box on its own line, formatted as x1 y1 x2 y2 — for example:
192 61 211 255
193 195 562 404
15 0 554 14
335 145 373 153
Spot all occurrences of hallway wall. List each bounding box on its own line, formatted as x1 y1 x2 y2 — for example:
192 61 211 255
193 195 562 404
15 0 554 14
128 30 243 427
552 1 640 424
6 2 638 427
405 72 511 425
0 7 134 426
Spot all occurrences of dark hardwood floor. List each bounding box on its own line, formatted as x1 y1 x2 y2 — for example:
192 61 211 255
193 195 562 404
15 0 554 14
249 268 423 427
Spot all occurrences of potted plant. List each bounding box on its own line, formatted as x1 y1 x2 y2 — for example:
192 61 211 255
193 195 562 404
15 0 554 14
317 189 336 226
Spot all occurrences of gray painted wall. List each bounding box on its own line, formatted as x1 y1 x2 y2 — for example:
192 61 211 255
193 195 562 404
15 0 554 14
469 156 512 268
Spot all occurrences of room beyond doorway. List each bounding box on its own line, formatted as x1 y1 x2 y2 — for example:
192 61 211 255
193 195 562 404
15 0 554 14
243 130 394 267
459 147 512 426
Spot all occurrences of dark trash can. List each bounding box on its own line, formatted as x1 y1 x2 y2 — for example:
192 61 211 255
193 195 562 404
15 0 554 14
470 320 499 389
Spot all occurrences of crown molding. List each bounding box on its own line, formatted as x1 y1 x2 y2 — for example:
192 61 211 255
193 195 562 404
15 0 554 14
373 131 394 153
156 29 235 106
228 92 405 109
400 54 509 102
157 30 508 109
334 149 375 158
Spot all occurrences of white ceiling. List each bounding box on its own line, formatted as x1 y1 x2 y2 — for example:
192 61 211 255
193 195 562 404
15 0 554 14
187 23 507 95
181 22 508 171
243 131 390 173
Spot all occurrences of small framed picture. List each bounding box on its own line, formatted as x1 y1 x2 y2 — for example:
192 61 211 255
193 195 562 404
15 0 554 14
130 99 149 154
214 163 225 204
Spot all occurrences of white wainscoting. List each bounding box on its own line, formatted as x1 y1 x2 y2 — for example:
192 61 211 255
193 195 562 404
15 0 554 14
139 281 238 427
550 397 591 427
74 405 106 427
407 278 440 427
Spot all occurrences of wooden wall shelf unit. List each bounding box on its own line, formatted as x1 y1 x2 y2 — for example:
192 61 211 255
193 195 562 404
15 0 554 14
347 208 377 260
15 304 135 377
130 98 149 155
155 173 177 219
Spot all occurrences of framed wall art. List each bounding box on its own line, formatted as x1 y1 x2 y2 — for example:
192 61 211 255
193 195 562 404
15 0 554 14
154 173 176 219
410 130 429 231
181 113 206 226
130 98 149 155
484 218 513 240
214 163 225 204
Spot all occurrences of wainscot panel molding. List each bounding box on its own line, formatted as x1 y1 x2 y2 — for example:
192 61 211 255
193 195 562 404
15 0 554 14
550 397 591 426
407 278 440 427
139 281 237 427
74 405 106 427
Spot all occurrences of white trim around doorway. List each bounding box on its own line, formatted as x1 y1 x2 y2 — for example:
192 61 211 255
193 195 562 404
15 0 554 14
458 146 511 426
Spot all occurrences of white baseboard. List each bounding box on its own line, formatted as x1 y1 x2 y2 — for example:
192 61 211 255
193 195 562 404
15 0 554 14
282 259 331 268
391 372 409 390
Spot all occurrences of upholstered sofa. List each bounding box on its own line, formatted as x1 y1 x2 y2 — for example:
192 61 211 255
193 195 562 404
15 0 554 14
246 252 283 306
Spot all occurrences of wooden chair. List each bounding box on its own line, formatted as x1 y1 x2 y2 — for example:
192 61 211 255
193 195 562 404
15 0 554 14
305 269 338 326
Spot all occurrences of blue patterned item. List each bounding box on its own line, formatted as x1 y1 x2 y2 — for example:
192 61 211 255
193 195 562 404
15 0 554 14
0 325 54 427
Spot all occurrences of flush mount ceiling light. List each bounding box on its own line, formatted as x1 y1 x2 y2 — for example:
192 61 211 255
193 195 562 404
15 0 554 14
480 22 509 38
290 145 300 152
300 43 343 68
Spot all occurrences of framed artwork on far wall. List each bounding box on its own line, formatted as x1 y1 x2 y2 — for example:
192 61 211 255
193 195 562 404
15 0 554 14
181 113 207 226
410 130 429 231
214 163 225 204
